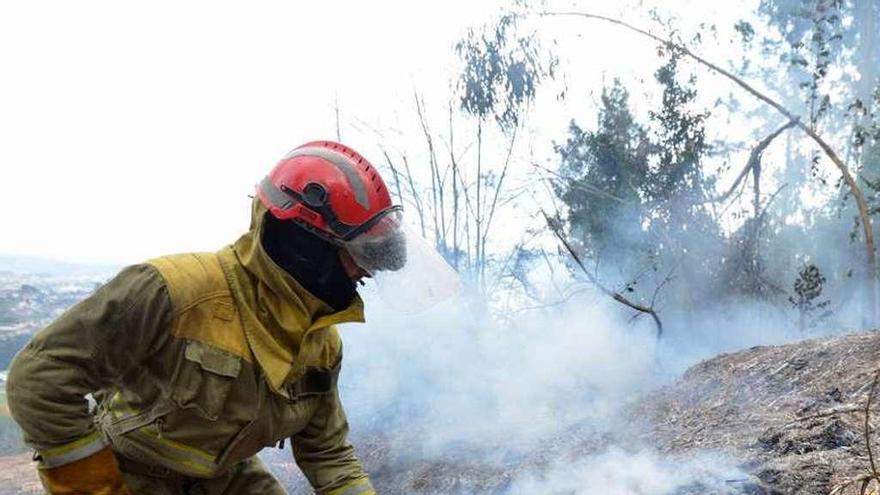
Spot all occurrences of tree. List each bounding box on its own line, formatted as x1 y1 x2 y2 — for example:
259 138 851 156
648 50 712 207
552 80 667 334
642 50 722 309
756 0 880 323
789 263 832 332
759 0 847 128
532 8 878 324
714 123 794 299
757 0 880 134
555 80 650 269
549 55 720 332
455 14 556 289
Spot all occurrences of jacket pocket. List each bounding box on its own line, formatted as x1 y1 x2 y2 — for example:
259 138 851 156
171 340 242 421
102 391 175 437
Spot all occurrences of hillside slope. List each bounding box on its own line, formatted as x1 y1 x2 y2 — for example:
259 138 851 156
2 331 879 494
638 330 880 494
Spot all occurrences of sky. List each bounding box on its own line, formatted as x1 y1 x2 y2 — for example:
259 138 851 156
0 0 759 265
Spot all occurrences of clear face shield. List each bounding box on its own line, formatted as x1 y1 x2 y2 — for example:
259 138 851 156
341 210 460 313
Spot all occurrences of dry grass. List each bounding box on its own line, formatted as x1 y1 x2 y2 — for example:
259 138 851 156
638 330 880 494
5 331 879 494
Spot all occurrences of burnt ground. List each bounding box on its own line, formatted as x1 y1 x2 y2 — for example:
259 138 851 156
269 424 617 494
634 330 880 495
4 331 880 494
291 330 880 494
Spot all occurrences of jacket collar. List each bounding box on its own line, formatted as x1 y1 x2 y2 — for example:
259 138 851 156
218 199 364 395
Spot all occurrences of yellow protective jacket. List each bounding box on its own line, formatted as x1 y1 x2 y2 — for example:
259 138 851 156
6 200 375 495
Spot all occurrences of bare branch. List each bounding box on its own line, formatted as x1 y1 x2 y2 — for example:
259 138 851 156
414 90 445 245
447 98 461 267
380 147 405 204
541 209 664 338
650 265 677 309
401 153 427 238
709 121 796 204
532 162 628 204
865 369 880 483
757 184 788 224
482 125 519 249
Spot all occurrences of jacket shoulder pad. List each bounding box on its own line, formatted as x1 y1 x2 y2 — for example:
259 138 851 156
147 253 230 312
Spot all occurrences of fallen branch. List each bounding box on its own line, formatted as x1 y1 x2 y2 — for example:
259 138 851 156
541 209 664 338
865 370 880 486
830 369 880 495
782 405 862 429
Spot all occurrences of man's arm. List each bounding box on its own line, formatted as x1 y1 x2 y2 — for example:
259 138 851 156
292 388 376 495
6 264 172 492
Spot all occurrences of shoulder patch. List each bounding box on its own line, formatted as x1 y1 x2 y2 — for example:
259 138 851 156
147 253 253 362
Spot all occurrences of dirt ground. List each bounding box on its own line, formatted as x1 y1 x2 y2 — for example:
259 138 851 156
0 454 41 495
3 331 880 494
637 330 880 494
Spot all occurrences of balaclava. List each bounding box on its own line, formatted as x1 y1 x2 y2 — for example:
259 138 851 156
260 213 357 311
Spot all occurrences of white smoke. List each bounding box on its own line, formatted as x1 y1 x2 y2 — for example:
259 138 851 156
343 288 659 451
314 282 793 493
504 448 747 495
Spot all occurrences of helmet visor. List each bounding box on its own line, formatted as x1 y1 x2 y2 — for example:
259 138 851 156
342 209 407 273
343 210 461 312
364 222 461 313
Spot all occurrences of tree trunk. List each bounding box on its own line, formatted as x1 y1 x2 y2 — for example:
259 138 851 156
449 101 460 270
476 120 484 290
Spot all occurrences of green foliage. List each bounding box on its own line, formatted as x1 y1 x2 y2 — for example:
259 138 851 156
788 263 832 331
644 51 721 299
555 51 723 309
734 20 755 44
470 1 877 327
555 80 650 263
455 15 556 130
648 50 712 206
759 0 847 127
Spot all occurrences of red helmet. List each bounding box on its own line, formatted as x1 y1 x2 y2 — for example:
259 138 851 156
257 140 405 272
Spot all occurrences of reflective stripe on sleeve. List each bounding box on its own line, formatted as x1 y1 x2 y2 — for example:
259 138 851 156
38 430 110 468
108 392 219 477
327 478 376 495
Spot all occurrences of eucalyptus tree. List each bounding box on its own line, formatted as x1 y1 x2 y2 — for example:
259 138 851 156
454 14 556 288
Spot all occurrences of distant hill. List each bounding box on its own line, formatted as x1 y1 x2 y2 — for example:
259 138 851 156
0 255 118 277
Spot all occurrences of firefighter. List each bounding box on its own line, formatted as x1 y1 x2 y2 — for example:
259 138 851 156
6 141 408 494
